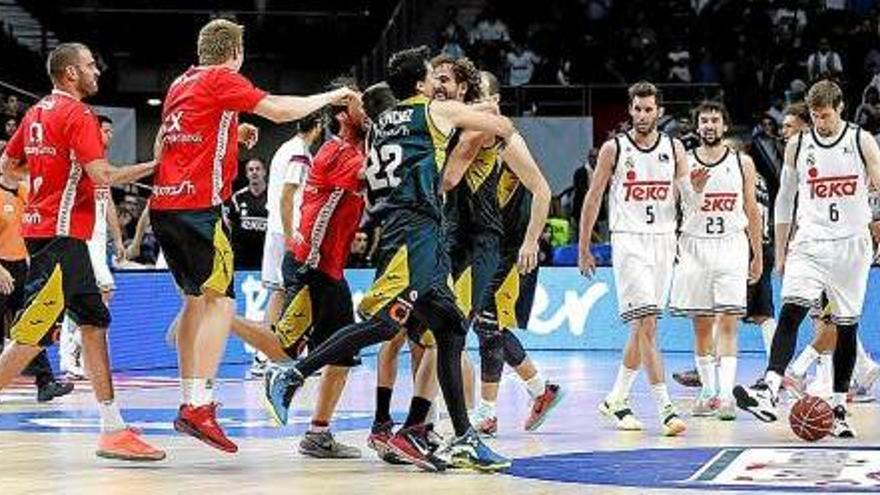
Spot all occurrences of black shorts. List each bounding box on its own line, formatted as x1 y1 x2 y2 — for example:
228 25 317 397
151 207 235 298
273 254 360 366
358 211 464 336
745 244 774 322
11 238 109 347
480 243 539 330
449 230 501 319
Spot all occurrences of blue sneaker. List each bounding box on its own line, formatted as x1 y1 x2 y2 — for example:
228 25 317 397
446 428 511 472
262 366 303 426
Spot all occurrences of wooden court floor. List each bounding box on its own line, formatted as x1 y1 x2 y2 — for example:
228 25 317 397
1 351 879 494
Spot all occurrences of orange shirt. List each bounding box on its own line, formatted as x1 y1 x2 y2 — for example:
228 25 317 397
0 183 27 261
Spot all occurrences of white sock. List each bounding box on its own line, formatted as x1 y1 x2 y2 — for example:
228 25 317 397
182 378 214 406
718 356 737 401
98 400 126 432
815 353 834 397
695 355 717 397
608 365 639 402
651 383 672 410
765 371 783 400
180 378 195 404
831 392 846 409
525 373 545 399
790 345 819 377
427 401 440 425
478 399 496 418
760 319 777 356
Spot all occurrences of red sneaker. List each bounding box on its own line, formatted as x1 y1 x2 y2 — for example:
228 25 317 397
96 427 166 461
524 382 564 431
174 403 238 453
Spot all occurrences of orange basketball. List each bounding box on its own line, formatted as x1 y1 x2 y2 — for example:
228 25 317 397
789 395 834 442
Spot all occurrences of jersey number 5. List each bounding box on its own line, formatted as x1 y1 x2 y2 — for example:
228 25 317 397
366 144 403 192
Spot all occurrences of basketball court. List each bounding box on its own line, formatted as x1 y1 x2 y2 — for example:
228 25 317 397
2 350 879 493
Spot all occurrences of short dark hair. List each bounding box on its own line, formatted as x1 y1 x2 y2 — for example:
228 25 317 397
97 114 113 125
784 102 810 123
627 81 662 106
362 82 397 122
387 45 431 100
481 70 500 97
693 100 730 127
806 80 844 109
430 54 481 103
296 112 323 134
47 42 89 84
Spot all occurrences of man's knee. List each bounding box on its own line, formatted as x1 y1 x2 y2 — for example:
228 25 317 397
476 320 504 383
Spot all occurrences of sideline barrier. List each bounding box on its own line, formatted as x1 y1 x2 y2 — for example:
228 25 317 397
50 267 880 371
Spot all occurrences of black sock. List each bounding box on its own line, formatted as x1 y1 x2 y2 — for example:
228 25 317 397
374 386 393 425
296 319 397 378
833 324 858 394
403 396 432 428
766 303 809 376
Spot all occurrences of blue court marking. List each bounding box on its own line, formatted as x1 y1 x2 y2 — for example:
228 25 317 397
508 447 880 492
0 408 404 438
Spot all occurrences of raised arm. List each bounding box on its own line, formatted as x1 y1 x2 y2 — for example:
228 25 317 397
499 133 551 274
252 87 358 124
429 99 515 141
578 139 616 277
740 154 763 283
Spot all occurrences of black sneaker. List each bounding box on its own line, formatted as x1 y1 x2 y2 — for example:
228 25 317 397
37 381 74 403
299 431 362 458
733 382 778 423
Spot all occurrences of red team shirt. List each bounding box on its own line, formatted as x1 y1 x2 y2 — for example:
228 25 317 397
4 90 104 240
151 66 267 210
291 136 366 280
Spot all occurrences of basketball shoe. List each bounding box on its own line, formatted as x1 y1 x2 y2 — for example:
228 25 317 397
96 427 166 461
598 397 643 430
299 431 362 459
660 404 687 436
524 382 563 431
733 381 778 422
692 390 719 417
831 405 855 438
367 420 408 465
446 428 511 472
387 424 447 472
174 403 238 453
262 365 304 425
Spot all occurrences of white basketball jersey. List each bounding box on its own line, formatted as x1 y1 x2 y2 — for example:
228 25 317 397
90 185 110 244
267 136 311 236
794 124 870 241
681 147 747 238
608 132 678 234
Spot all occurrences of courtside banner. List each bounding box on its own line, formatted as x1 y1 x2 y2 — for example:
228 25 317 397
68 267 880 371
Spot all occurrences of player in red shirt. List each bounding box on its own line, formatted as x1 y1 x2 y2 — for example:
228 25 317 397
0 43 162 461
151 19 357 453
230 77 368 458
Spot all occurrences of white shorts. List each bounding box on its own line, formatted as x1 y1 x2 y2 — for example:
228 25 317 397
782 233 872 325
261 232 286 289
87 237 115 291
669 233 748 317
611 232 676 322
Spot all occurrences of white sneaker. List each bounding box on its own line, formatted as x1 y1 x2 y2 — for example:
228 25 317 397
692 391 719 417
660 404 687 436
733 382 778 423
598 397 644 431
831 405 856 438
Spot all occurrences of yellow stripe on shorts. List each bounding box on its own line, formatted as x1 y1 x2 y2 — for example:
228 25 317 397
203 220 234 296
275 286 313 349
359 245 410 318
453 266 473 316
495 266 520 330
11 263 65 346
